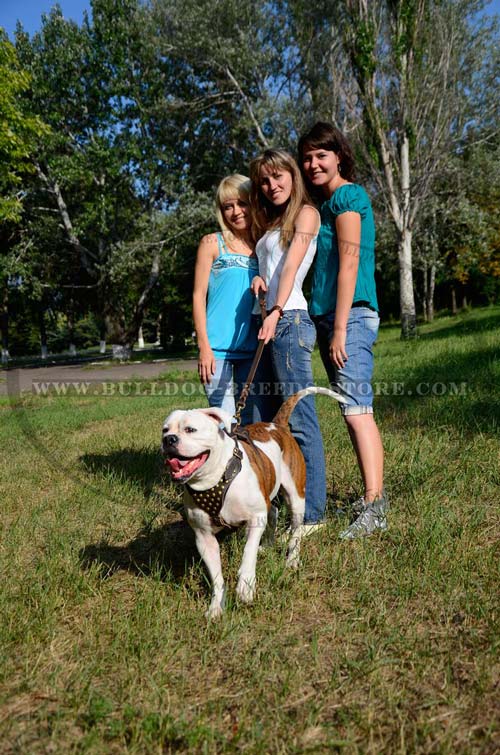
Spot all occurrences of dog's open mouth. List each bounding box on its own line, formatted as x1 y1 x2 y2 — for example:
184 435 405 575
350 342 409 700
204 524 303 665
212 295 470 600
164 451 210 481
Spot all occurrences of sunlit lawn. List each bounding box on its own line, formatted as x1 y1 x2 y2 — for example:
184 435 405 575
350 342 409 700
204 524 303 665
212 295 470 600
1 306 498 753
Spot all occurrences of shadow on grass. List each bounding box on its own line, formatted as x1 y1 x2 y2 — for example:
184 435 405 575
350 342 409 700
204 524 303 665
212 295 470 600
376 342 499 436
79 519 201 581
418 311 500 341
80 447 164 498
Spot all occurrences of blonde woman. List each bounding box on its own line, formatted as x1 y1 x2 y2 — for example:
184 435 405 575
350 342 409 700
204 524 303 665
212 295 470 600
250 149 327 534
193 174 261 424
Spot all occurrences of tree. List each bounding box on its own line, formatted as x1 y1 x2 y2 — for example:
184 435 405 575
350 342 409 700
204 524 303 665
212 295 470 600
14 1 213 356
287 0 497 336
0 31 48 361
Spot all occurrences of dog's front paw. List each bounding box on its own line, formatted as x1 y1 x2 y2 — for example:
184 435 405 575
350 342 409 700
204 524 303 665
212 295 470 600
206 603 223 620
206 587 226 620
236 577 256 604
286 541 301 570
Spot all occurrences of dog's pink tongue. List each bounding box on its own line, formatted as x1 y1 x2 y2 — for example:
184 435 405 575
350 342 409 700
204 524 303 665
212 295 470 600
165 457 187 473
166 452 209 479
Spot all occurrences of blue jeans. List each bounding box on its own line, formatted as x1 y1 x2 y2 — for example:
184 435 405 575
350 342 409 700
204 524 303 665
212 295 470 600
314 307 380 415
204 355 264 425
259 310 327 524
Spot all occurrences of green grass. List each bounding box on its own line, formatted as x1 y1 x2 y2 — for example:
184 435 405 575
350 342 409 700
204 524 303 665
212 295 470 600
1 306 499 753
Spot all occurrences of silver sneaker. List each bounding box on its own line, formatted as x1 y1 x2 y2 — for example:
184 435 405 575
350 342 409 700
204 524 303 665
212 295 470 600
332 496 365 518
339 493 389 540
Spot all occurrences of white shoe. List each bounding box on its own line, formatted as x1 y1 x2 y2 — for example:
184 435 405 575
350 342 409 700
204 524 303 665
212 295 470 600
280 522 326 543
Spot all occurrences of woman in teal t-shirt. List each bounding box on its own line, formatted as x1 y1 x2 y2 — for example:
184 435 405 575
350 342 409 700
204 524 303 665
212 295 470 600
298 122 388 540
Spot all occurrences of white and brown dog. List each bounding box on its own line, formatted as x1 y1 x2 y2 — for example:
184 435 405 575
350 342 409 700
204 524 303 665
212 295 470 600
162 387 343 618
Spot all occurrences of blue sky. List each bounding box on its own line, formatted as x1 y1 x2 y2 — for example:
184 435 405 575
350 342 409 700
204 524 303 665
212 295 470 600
1 0 499 38
1 0 91 37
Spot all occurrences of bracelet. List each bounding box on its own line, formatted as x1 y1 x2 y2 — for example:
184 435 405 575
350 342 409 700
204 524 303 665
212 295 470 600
267 305 284 318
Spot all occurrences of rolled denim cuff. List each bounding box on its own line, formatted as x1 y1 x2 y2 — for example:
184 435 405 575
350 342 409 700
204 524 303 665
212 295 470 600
340 405 374 416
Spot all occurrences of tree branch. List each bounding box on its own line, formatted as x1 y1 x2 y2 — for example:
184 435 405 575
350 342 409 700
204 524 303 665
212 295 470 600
224 65 270 148
35 164 98 276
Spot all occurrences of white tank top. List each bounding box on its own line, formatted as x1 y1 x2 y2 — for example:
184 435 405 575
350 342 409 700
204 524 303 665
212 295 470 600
255 228 317 312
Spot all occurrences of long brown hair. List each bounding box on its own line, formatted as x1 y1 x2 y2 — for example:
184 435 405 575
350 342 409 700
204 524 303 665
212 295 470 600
250 149 311 248
298 122 356 184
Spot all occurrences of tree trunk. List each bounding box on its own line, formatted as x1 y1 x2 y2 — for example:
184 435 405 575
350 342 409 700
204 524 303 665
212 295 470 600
451 286 457 315
111 344 132 361
399 227 417 339
99 321 106 354
39 308 48 359
137 326 145 349
462 294 468 309
154 313 161 345
103 307 132 360
68 299 77 356
1 283 9 364
427 263 436 323
422 261 428 322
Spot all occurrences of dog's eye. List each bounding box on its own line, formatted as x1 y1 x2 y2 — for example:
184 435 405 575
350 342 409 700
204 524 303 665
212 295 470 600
185 426 197 433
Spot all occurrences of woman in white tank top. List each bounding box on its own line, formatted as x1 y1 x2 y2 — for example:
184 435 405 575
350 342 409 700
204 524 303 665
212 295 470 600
249 149 327 534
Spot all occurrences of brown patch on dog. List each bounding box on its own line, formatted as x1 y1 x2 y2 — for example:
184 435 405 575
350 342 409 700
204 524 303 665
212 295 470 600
241 424 276 509
244 423 306 504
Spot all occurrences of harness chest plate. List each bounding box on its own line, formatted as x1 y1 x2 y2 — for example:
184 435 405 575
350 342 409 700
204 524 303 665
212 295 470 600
186 445 243 527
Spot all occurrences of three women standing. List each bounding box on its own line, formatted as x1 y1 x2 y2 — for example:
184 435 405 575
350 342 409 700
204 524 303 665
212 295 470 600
193 125 388 540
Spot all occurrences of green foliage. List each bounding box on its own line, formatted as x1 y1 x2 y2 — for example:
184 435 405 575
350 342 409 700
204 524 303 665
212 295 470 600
0 1 497 357
0 32 48 223
350 20 377 80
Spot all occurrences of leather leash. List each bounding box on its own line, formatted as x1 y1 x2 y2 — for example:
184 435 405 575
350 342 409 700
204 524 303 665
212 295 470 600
233 294 267 429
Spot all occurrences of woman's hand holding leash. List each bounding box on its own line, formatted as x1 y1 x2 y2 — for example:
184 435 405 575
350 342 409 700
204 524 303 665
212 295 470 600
258 309 280 344
251 275 267 297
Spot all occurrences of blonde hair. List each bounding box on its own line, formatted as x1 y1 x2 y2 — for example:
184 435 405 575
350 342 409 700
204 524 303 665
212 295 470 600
250 149 311 247
215 174 252 242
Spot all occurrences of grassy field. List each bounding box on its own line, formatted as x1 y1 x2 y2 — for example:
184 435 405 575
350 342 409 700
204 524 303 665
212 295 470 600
1 306 499 754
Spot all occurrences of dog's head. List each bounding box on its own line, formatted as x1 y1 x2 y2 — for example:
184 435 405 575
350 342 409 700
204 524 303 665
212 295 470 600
162 406 233 483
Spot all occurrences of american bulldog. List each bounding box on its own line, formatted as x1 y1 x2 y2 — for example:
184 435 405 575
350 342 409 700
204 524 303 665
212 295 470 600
162 386 344 618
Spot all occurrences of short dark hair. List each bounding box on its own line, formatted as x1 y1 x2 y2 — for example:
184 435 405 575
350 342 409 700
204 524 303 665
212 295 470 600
298 122 356 183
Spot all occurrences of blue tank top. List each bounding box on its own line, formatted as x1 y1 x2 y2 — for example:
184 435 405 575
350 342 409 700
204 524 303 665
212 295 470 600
206 233 259 359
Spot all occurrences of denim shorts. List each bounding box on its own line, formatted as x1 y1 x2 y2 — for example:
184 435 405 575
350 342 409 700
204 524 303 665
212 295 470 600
313 307 380 415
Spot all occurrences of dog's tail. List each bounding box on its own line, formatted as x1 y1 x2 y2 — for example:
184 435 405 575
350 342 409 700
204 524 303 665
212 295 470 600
273 386 346 426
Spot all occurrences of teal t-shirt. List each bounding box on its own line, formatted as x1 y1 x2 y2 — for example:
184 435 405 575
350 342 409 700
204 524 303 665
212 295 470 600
309 183 379 316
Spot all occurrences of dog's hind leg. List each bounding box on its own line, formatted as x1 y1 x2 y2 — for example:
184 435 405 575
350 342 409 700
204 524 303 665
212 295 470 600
236 512 267 604
279 469 306 570
194 528 226 619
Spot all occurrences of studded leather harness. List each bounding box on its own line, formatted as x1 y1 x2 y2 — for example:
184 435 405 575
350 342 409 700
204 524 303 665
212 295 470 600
186 436 244 528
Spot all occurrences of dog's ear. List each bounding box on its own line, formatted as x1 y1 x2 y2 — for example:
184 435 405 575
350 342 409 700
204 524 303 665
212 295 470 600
197 407 233 434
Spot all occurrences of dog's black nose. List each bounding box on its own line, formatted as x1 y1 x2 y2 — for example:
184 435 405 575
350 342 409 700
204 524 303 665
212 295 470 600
165 434 179 447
